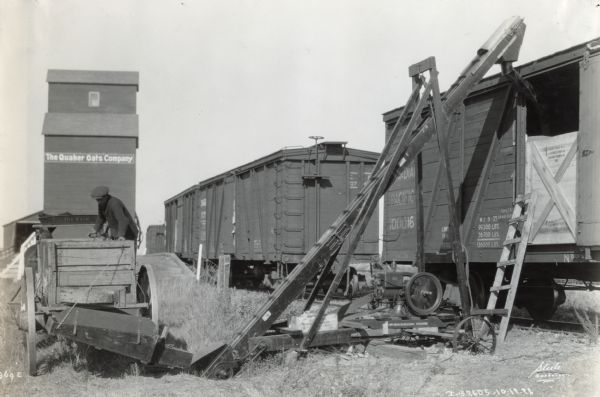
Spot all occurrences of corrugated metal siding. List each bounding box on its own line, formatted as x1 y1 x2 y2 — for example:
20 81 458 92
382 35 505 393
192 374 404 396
281 161 305 258
199 180 235 259
235 165 278 261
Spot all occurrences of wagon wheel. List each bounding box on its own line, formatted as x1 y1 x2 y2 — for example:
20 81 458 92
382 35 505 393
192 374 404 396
405 272 443 316
21 267 37 375
137 265 160 328
452 315 496 354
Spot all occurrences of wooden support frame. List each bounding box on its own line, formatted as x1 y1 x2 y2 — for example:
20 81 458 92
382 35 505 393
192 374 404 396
217 255 231 290
429 61 471 316
299 75 434 351
461 89 513 245
196 17 527 378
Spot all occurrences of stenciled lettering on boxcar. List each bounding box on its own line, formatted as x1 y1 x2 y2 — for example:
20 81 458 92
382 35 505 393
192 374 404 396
383 161 417 257
349 171 359 189
388 188 415 206
388 215 415 231
440 226 451 250
397 164 415 181
363 172 372 187
474 207 512 248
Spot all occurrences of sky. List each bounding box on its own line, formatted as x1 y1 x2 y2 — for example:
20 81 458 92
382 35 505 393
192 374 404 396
1 0 599 249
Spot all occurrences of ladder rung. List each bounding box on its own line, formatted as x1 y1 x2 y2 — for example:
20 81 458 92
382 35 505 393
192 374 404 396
490 285 512 292
470 308 509 316
497 260 516 268
508 216 527 225
504 238 521 245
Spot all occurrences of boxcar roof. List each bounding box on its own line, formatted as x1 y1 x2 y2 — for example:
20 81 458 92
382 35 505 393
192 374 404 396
383 37 600 122
165 143 380 203
47 69 139 89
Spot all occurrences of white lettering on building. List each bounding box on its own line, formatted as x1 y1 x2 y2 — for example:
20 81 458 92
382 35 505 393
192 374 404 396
44 152 135 164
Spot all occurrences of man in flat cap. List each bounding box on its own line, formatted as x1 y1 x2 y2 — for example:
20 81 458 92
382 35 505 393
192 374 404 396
90 186 138 241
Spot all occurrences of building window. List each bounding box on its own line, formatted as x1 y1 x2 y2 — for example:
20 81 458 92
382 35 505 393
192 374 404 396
88 91 100 107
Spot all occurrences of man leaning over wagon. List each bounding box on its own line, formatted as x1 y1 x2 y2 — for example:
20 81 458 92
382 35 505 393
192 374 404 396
88 186 138 242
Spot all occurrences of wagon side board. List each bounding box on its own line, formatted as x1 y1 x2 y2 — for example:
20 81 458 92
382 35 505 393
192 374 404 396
38 239 137 306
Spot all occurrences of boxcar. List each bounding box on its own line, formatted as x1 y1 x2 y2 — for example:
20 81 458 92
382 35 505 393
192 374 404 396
165 142 379 286
145 224 166 254
382 39 600 319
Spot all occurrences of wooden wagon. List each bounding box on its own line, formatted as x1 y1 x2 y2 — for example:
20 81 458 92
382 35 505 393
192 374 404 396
15 237 192 375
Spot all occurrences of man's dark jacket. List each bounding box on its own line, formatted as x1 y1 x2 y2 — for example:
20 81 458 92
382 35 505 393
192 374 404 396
94 195 138 240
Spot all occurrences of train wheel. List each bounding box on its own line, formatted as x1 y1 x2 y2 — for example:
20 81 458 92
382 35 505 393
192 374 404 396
405 272 443 316
137 265 160 329
22 267 37 376
452 315 496 354
523 279 564 321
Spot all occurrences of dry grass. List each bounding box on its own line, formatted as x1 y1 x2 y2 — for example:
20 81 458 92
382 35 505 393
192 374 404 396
0 281 25 379
562 290 600 313
155 277 304 354
236 353 399 397
554 290 600 322
573 309 599 344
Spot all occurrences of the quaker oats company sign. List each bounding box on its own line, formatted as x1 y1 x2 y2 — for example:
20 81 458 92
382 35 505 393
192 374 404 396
45 152 135 164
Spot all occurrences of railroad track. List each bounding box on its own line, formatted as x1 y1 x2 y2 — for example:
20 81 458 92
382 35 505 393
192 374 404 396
509 316 584 333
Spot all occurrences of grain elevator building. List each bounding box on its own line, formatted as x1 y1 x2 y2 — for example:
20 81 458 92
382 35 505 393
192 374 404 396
41 70 139 237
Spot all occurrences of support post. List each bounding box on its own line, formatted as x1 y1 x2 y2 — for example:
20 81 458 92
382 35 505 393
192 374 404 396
196 243 203 282
410 68 426 272
429 62 471 316
217 255 231 290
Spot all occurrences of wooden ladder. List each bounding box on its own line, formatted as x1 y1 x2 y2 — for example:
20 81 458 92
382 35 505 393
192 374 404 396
471 193 536 342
